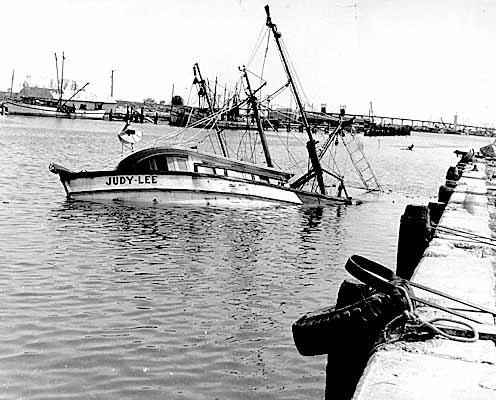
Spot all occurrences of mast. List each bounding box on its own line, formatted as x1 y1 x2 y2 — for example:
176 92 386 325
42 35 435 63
54 53 60 97
193 63 228 157
264 5 327 195
58 51 66 109
240 66 273 167
170 83 175 123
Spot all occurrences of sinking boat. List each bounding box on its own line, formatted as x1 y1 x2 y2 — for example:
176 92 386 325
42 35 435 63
50 6 379 206
49 146 353 206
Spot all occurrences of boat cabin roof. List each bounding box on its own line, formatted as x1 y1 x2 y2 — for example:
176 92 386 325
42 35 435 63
116 146 293 181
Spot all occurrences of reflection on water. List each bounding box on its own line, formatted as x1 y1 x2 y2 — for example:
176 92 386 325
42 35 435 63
1 116 493 399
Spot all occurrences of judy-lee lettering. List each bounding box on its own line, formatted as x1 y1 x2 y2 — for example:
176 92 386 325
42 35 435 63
105 176 158 185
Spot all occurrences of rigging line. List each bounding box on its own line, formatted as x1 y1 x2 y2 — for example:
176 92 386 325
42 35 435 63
249 129 260 163
245 68 268 84
434 230 496 247
153 96 251 146
434 225 495 243
236 129 249 160
434 227 494 243
270 130 308 173
185 83 194 106
258 103 301 128
246 23 267 67
280 38 311 107
259 118 283 170
185 105 195 127
260 29 271 81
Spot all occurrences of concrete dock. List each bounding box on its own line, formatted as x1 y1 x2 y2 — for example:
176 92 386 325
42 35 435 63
352 158 496 399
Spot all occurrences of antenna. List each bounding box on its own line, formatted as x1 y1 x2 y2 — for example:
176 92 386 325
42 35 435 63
10 69 15 98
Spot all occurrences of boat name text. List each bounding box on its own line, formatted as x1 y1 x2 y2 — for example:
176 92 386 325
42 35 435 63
105 175 158 186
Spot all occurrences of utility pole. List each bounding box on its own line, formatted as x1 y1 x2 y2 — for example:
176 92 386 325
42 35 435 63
110 69 115 98
10 69 15 98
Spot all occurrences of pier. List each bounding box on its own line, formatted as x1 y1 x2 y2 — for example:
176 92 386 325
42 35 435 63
324 111 496 136
352 152 496 399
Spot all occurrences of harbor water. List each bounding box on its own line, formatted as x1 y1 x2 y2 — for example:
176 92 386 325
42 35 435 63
0 116 492 399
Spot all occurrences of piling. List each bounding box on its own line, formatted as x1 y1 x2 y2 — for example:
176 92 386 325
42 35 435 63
438 184 454 203
396 205 431 280
427 201 445 227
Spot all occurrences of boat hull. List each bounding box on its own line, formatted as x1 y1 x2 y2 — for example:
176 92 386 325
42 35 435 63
56 171 351 206
4 101 106 120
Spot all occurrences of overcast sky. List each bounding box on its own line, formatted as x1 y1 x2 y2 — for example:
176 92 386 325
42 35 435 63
2 0 495 126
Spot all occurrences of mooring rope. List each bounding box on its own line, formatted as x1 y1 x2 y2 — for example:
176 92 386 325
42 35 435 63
384 310 479 344
344 255 486 344
383 286 479 343
433 224 496 247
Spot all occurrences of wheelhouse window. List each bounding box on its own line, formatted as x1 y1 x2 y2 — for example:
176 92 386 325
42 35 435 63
227 170 252 180
135 155 169 172
254 175 270 183
167 156 189 172
196 166 215 175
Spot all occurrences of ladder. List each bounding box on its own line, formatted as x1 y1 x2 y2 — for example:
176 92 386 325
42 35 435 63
341 130 382 192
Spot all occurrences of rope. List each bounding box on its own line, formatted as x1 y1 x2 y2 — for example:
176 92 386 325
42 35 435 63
260 30 271 83
434 225 496 246
246 23 267 68
382 285 479 343
384 311 479 344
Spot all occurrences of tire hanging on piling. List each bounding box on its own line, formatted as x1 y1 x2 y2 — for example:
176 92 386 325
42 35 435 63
292 281 410 356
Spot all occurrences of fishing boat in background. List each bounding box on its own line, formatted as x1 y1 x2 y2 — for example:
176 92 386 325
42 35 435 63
4 52 113 120
3 97 107 119
50 6 380 206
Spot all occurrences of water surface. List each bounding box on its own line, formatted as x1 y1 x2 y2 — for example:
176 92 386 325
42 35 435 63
0 116 491 399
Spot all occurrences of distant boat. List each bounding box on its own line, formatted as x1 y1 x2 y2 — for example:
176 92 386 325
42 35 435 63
4 52 112 120
3 98 106 120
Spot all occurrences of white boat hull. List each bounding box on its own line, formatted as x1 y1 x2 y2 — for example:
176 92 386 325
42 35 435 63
4 101 106 120
62 173 306 206
50 146 354 207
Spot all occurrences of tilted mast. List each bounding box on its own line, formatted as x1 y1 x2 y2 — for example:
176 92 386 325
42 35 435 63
240 66 273 168
264 5 326 195
193 63 228 158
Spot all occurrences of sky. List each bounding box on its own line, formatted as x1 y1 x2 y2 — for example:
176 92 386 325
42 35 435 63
2 0 496 126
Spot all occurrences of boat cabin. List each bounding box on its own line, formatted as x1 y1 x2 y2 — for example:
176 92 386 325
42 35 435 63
116 147 293 186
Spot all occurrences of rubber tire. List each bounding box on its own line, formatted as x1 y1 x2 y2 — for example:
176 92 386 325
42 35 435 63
292 288 408 356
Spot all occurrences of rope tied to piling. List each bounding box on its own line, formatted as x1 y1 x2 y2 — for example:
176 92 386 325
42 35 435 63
345 255 492 344
383 306 479 344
